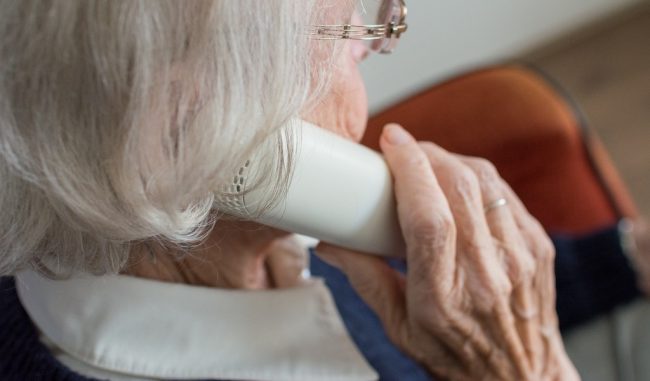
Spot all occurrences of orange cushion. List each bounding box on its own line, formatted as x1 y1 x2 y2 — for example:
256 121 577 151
363 65 637 234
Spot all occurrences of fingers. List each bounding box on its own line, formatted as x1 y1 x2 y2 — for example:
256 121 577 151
264 235 309 288
379 124 457 289
373 128 560 379
456 157 528 268
499 181 556 317
498 177 557 372
457 155 542 370
417 143 511 298
316 243 476 380
459 156 554 372
456 156 533 279
418 143 533 377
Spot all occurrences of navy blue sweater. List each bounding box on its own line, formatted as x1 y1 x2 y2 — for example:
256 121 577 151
0 225 639 381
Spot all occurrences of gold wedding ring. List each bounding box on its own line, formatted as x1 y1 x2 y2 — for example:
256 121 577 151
484 198 508 214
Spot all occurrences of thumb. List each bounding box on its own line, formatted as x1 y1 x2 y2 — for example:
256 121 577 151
316 243 408 346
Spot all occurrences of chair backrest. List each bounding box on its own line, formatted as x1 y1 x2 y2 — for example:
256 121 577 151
363 64 638 235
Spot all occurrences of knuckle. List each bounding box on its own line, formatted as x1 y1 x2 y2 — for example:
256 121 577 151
405 151 433 174
406 209 455 245
519 255 537 281
488 269 514 297
451 166 481 198
505 245 537 284
500 276 514 296
533 232 555 263
520 216 556 263
475 275 513 312
468 157 500 181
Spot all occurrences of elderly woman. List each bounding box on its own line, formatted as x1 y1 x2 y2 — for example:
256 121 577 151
0 1 584 380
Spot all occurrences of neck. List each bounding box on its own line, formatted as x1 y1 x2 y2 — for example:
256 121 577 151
123 221 307 289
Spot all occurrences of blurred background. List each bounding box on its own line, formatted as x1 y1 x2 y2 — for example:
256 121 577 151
361 0 650 216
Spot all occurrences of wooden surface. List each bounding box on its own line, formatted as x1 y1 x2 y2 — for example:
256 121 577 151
528 2 650 216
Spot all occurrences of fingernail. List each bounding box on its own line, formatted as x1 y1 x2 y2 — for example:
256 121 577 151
383 124 410 145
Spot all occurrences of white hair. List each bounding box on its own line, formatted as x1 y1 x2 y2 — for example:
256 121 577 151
0 0 351 276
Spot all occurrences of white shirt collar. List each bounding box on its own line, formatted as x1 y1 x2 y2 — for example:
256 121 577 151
16 270 378 381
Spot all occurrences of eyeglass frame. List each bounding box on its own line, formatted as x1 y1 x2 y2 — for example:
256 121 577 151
308 0 408 54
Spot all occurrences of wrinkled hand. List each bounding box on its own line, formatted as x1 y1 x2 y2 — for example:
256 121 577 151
317 124 580 381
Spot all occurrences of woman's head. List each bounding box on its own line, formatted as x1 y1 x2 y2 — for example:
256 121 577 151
0 0 360 276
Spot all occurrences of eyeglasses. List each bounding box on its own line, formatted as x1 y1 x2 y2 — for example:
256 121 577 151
308 0 408 54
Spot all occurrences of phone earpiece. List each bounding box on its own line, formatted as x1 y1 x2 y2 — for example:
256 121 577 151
215 119 404 257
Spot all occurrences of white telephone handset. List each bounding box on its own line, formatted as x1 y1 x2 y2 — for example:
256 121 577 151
216 119 404 256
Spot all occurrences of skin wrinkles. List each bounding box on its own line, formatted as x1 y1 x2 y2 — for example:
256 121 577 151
317 125 581 380
126 8 588 380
